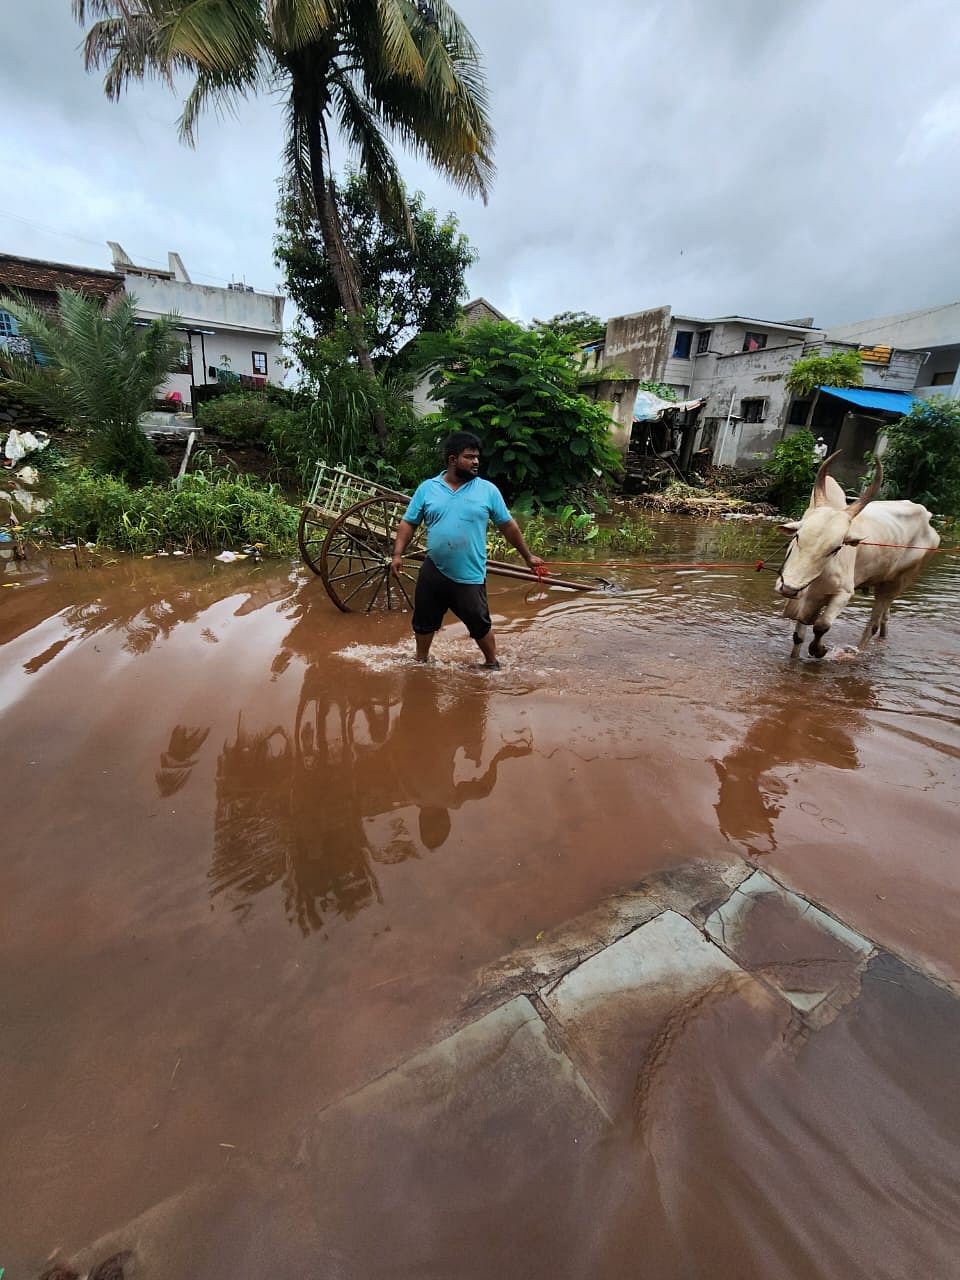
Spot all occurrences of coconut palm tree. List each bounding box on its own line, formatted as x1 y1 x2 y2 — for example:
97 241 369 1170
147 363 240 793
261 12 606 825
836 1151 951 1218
73 0 495 442
0 289 180 482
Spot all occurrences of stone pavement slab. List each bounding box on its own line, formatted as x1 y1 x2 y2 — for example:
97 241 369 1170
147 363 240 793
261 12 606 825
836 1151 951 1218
59 997 611 1280
704 869 873 1012
542 909 765 1117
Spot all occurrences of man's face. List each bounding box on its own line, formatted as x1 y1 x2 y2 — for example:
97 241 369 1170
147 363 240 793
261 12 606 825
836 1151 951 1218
452 448 480 480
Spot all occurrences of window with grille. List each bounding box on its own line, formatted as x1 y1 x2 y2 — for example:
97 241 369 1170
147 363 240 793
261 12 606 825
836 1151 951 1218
252 351 268 375
740 397 767 423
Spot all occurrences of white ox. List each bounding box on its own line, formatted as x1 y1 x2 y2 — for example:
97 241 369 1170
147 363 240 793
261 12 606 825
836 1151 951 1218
776 451 940 658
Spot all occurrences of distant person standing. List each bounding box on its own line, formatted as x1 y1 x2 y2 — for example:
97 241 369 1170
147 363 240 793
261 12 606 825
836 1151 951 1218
814 436 829 462
391 431 544 669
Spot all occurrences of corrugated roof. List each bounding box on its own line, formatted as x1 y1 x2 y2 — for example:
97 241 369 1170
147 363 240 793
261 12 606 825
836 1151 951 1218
818 386 918 413
0 253 123 303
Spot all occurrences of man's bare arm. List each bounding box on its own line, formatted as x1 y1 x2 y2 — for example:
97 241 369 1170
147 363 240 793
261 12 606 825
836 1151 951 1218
497 519 545 569
391 519 417 575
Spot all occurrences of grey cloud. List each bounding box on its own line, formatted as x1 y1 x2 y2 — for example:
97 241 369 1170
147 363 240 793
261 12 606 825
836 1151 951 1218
3 0 960 328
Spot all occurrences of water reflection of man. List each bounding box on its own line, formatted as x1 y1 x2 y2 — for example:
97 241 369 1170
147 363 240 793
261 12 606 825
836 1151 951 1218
391 431 544 669
384 678 533 851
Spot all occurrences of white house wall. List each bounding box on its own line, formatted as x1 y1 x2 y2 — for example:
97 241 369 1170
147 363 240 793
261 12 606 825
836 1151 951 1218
123 272 286 400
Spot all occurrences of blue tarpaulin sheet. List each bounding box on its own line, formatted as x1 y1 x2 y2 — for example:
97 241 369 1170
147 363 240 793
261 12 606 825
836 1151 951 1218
818 386 918 414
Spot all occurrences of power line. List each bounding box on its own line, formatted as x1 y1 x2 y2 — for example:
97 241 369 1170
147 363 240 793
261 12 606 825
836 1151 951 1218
0 207 275 293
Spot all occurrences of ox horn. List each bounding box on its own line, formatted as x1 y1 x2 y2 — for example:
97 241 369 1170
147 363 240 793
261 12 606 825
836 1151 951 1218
813 450 843 507
847 455 884 518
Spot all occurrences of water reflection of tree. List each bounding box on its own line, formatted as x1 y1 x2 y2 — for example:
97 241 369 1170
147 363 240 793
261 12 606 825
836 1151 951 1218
209 625 532 934
713 677 874 856
5 559 298 665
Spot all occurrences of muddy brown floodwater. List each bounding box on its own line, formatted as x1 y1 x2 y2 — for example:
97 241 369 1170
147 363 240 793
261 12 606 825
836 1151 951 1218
2 517 960 1279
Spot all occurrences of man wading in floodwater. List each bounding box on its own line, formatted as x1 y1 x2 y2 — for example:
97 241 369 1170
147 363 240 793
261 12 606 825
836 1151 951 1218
391 431 544 669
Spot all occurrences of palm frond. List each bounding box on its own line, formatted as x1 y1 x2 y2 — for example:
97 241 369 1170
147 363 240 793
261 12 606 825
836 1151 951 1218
179 56 267 142
161 0 265 74
265 0 337 50
281 92 316 223
329 71 413 240
348 0 495 200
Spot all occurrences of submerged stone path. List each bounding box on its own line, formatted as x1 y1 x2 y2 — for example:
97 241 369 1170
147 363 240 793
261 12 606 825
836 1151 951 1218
55 857 960 1279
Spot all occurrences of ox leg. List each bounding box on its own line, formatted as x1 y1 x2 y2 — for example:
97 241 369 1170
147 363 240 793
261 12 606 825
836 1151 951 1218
859 580 899 649
808 593 851 659
790 622 808 657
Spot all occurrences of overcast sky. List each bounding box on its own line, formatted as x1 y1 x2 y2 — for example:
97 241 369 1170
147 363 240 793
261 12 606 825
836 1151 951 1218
3 0 960 329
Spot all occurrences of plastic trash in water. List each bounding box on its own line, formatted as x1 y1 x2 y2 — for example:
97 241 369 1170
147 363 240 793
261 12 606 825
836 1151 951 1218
215 550 247 563
3 429 50 464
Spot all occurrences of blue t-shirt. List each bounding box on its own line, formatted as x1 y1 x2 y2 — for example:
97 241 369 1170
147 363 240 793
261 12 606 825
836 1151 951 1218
403 474 512 584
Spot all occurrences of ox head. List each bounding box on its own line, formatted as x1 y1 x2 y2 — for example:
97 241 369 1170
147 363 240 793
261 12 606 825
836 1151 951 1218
775 451 883 598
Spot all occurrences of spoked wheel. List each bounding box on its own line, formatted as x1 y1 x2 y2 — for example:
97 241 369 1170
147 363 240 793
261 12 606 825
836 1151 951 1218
319 496 425 613
298 504 330 577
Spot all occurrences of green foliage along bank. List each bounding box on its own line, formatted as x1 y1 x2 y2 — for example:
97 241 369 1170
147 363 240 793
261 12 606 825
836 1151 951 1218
881 397 960 515
36 468 299 556
764 429 819 516
413 320 622 509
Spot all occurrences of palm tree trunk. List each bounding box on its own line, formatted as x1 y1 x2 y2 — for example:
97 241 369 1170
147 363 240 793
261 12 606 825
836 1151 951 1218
303 110 388 446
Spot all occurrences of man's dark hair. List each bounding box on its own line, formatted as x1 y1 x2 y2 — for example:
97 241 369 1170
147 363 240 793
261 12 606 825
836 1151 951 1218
442 430 482 463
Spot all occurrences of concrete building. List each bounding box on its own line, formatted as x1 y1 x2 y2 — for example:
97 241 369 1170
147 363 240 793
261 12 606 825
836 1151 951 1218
109 243 285 406
0 252 124 353
1 246 286 415
826 301 960 402
593 305 926 478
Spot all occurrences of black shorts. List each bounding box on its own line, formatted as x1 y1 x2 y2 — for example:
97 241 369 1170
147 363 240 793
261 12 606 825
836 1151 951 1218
413 556 492 640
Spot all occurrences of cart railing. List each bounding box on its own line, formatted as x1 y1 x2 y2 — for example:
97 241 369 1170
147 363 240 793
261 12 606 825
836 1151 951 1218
305 461 409 522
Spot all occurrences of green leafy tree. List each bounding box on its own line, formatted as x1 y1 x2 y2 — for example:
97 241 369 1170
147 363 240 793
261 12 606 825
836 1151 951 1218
764 428 818 516
786 349 864 438
531 311 605 346
74 0 494 443
786 350 863 398
880 397 960 515
276 171 476 365
413 320 621 507
0 289 178 483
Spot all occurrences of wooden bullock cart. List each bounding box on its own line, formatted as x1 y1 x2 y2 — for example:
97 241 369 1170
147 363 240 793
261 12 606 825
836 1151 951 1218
297 462 596 613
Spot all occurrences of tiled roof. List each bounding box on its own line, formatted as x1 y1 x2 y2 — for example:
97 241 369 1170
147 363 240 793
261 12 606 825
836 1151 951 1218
0 253 124 303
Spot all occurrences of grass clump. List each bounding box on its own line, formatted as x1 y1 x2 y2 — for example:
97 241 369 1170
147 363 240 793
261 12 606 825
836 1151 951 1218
35 467 299 555
489 505 655 560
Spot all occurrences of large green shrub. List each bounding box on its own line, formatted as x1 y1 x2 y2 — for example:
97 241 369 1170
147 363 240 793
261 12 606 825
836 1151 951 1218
413 321 621 508
881 397 960 515
197 392 278 444
764 429 819 515
37 468 299 555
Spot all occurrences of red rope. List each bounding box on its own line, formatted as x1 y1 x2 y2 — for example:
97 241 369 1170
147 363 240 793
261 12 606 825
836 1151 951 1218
525 542 958 581
857 541 958 551
538 559 773 571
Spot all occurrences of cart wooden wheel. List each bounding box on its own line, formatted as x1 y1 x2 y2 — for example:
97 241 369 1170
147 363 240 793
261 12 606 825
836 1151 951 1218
298 504 330 577
319 496 425 613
